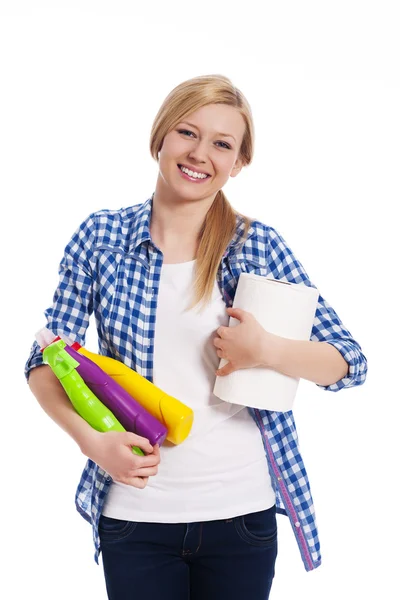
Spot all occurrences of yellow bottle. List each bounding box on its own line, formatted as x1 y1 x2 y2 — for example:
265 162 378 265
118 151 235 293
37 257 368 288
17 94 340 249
70 342 193 445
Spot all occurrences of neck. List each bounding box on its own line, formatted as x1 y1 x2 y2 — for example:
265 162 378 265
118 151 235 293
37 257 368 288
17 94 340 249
150 185 218 249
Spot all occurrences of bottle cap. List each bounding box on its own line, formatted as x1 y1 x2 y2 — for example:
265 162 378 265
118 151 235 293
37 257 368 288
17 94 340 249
35 327 59 351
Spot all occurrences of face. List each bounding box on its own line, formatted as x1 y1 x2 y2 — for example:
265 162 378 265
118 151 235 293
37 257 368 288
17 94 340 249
156 103 246 204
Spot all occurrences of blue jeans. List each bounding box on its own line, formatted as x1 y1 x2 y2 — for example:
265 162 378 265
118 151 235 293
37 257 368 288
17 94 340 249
99 505 278 600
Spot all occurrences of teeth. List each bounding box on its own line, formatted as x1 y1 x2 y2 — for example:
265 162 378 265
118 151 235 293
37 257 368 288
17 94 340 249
180 165 209 179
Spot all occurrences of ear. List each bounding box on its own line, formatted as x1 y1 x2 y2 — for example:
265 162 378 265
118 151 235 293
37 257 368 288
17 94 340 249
230 159 243 178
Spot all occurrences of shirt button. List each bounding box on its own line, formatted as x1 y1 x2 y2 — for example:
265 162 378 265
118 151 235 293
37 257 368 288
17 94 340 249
295 521 301 528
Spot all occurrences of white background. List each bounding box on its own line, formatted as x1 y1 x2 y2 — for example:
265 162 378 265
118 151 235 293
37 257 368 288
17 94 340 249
1 1 399 598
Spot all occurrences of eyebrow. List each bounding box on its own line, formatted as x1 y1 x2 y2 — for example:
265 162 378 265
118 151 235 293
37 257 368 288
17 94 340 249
180 122 236 142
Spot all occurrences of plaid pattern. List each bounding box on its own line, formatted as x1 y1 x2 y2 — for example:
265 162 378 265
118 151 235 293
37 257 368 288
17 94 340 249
25 195 367 572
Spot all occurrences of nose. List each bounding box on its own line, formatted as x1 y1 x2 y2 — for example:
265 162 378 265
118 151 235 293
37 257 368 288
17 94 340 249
187 138 208 164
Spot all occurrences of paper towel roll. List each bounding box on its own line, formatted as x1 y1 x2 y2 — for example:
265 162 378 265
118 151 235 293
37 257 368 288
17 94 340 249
213 273 319 412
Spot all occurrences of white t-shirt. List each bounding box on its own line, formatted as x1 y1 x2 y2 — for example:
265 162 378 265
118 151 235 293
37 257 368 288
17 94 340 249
102 259 275 522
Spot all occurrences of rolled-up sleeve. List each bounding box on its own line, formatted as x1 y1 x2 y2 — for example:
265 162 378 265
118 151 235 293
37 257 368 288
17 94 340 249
265 226 368 391
310 295 367 391
24 213 97 381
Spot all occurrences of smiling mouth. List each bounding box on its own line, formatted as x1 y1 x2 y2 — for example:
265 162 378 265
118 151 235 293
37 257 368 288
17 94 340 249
177 164 211 180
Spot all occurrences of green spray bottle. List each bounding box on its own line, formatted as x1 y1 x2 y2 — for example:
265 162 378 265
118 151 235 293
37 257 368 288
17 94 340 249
42 339 144 456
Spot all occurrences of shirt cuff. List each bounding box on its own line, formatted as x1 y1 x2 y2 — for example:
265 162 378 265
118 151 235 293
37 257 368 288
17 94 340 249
24 341 45 382
24 324 85 382
316 339 368 392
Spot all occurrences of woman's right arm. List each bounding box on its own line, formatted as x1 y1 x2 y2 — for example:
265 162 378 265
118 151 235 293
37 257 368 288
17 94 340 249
26 214 160 486
28 366 160 489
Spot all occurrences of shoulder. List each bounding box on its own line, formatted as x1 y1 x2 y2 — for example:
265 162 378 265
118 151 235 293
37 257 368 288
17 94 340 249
234 215 287 255
231 215 307 280
240 216 312 283
73 199 151 250
86 201 147 229
248 219 283 243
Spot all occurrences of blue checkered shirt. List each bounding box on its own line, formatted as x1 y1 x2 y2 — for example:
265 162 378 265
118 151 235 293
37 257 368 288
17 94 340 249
25 195 367 571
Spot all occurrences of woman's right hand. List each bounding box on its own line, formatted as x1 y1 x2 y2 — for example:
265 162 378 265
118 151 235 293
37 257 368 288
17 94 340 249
81 430 161 489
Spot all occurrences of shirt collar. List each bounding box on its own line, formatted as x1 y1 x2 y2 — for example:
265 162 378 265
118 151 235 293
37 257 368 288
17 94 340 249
223 216 255 258
127 195 153 254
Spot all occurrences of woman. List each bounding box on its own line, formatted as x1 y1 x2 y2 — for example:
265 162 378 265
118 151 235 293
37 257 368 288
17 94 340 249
25 74 368 600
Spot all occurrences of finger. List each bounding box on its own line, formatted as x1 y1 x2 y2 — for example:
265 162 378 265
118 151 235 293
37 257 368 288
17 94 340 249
130 466 159 477
213 337 223 348
132 452 161 468
124 432 153 453
216 363 235 377
217 326 232 339
118 476 149 488
227 307 247 321
214 338 224 350
152 444 161 457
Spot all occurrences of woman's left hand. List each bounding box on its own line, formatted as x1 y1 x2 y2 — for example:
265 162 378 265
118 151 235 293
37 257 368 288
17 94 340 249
214 307 279 377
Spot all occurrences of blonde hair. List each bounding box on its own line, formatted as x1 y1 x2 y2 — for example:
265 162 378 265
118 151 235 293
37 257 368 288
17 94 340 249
150 74 254 310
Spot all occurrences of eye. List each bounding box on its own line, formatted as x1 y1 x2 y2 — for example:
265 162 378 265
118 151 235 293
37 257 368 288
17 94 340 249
177 129 231 149
216 141 231 150
177 129 195 137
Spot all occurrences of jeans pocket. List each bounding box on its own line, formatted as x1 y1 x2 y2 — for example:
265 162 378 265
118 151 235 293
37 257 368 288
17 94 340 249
234 506 277 547
99 515 138 543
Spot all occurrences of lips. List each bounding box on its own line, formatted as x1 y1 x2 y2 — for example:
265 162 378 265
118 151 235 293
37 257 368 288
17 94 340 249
178 164 211 177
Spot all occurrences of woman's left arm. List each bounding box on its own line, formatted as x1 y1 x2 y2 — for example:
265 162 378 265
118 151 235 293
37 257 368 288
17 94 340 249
264 226 368 391
215 303 367 389
215 225 368 391
259 303 364 389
